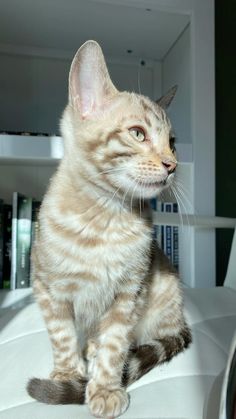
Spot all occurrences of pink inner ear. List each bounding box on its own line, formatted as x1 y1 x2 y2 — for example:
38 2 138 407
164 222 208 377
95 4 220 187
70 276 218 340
79 84 93 116
70 62 100 117
80 96 95 118
78 69 97 117
69 41 118 117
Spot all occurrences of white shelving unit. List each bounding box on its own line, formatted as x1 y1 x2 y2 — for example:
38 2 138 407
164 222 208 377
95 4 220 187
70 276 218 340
0 134 64 160
0 0 215 288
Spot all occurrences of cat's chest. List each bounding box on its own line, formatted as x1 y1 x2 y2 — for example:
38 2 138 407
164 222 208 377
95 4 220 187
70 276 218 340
46 209 152 307
77 215 152 280
80 210 152 259
73 222 151 325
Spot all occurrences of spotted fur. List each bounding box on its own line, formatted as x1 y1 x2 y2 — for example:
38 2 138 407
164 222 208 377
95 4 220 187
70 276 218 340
27 41 191 418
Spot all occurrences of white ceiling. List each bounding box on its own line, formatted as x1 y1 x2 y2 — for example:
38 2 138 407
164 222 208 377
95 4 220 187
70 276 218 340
0 0 189 60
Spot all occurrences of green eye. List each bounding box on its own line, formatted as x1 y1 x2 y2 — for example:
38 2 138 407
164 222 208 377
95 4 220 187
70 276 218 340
129 127 145 142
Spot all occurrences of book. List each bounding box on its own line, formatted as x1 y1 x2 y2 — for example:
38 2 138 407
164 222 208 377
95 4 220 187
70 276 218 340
11 193 33 289
150 198 163 247
31 200 41 247
16 194 32 288
151 199 179 270
163 202 173 262
2 204 12 289
156 200 163 247
172 203 179 270
11 192 18 289
29 200 41 286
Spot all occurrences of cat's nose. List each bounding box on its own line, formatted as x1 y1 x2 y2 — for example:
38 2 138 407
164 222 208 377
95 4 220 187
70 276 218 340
162 160 177 174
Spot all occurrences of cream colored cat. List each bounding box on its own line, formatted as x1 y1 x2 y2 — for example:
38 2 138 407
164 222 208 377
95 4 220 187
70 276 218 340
27 40 191 418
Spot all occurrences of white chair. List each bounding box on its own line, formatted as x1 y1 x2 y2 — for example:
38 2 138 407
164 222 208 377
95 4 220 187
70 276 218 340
0 215 235 419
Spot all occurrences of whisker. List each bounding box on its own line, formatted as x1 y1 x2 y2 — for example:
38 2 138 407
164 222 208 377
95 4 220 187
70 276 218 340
173 184 192 230
78 184 125 233
174 180 194 216
139 183 142 219
121 182 134 214
139 179 145 218
130 180 139 215
85 167 125 183
174 179 194 213
169 185 184 231
107 184 123 207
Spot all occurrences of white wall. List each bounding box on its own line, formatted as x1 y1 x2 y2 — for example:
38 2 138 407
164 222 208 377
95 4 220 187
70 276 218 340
161 24 193 287
162 25 191 144
0 51 161 134
0 54 69 134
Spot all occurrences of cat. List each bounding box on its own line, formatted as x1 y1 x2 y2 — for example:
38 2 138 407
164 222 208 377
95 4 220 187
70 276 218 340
27 40 191 418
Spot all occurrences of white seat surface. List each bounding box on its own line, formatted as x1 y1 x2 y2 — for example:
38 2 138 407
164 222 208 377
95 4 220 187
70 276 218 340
0 287 236 419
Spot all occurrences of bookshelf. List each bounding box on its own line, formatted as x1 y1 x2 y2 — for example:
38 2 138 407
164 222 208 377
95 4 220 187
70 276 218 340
0 0 215 289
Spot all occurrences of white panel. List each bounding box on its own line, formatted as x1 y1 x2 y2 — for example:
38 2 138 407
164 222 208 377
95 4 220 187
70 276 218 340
191 0 215 287
152 62 162 101
176 163 194 287
162 25 191 144
108 61 156 99
0 54 69 134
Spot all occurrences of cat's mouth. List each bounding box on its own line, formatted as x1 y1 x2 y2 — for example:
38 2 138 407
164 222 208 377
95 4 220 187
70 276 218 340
125 174 172 198
137 180 166 188
128 176 167 189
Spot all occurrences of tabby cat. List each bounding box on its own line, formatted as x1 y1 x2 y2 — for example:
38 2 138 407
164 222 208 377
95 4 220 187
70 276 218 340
27 40 191 418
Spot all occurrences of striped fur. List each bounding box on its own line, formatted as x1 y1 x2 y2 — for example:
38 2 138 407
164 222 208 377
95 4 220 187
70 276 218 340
27 41 191 418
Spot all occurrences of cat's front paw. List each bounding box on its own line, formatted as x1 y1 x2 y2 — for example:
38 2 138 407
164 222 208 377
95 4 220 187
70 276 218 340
86 380 129 418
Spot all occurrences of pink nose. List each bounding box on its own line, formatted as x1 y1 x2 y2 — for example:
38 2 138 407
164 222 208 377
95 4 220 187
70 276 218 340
162 160 177 174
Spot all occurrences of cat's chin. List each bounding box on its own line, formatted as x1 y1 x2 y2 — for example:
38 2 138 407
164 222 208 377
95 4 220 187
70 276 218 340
124 172 175 200
122 181 169 200
137 183 167 199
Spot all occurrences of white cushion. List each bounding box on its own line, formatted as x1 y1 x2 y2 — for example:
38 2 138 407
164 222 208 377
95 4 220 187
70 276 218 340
0 287 236 419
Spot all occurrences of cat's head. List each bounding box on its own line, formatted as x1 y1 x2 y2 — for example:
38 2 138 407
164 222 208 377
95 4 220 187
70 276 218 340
61 40 177 200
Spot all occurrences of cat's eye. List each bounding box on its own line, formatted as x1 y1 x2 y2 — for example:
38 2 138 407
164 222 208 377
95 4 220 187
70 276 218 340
169 136 176 152
129 127 145 142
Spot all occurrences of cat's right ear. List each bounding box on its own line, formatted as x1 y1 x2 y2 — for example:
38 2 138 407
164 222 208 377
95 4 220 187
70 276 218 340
69 40 118 118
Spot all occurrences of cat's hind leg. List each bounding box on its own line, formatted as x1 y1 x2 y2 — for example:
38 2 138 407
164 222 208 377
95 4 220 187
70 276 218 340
123 250 192 386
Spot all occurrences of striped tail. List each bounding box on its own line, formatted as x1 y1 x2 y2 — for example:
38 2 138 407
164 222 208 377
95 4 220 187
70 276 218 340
122 327 192 386
27 377 87 405
27 327 192 405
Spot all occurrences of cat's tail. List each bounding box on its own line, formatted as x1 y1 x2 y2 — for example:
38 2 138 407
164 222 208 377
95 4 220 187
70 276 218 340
27 377 87 404
27 327 192 405
122 326 192 386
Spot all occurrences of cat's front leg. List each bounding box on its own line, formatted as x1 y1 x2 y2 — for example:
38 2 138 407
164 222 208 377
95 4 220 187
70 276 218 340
86 289 140 418
34 280 86 381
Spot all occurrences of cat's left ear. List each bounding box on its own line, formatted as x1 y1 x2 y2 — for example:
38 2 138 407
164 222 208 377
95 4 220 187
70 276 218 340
69 40 118 118
156 85 178 109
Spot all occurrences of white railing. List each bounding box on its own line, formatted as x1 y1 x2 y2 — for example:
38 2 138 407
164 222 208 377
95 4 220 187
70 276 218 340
152 213 236 229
